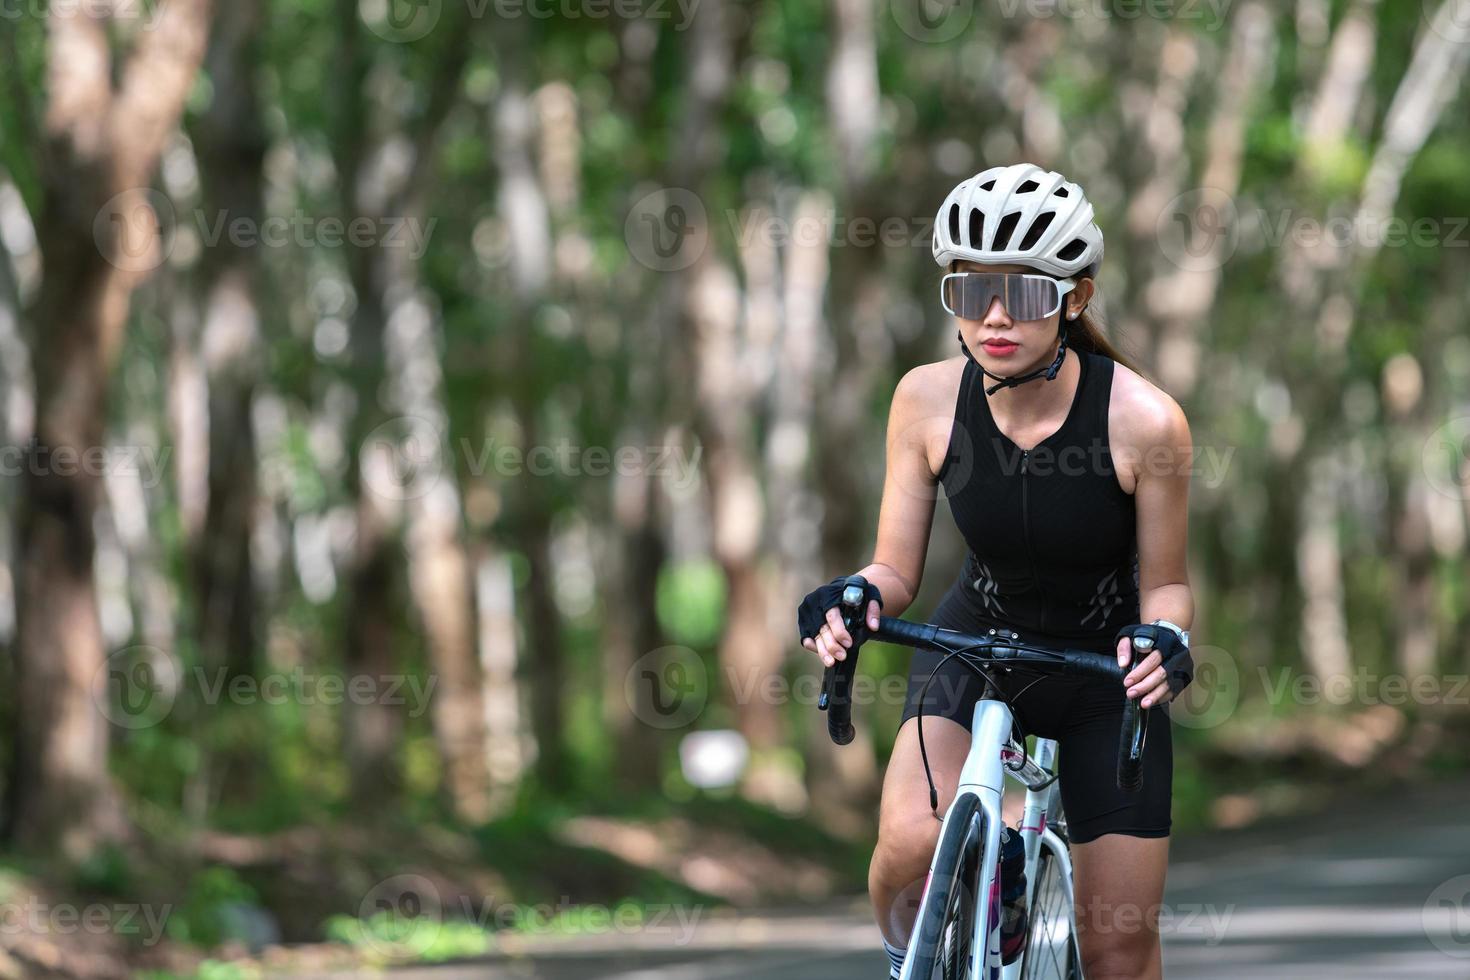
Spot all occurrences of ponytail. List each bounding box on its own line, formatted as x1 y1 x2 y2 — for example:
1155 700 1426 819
1063 260 1141 375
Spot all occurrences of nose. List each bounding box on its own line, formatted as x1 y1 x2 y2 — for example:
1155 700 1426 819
981 295 1012 327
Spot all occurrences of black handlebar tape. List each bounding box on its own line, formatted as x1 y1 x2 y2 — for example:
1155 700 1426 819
1061 649 1127 683
819 576 872 746
872 617 940 648
1116 696 1146 793
821 655 859 745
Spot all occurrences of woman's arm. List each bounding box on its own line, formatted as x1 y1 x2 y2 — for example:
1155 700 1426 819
1116 387 1195 706
803 361 955 667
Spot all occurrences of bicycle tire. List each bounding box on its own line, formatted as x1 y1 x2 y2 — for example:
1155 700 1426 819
908 792 983 979
1018 849 1079 980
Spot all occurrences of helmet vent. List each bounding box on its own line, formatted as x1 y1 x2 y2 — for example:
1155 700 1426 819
1018 211 1055 251
1054 187 1069 198
1057 237 1087 261
979 179 996 191
968 208 985 249
992 211 1021 250
1017 179 1039 193
949 203 962 243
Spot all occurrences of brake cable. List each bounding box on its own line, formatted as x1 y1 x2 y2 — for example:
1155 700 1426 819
915 641 1061 818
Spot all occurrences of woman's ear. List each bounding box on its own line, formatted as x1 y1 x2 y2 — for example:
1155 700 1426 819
1068 277 1096 319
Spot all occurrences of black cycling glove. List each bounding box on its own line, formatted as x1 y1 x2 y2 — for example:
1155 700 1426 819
796 575 883 645
1114 622 1193 697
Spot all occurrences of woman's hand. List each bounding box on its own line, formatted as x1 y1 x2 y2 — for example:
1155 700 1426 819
1118 636 1173 708
796 576 883 668
1116 623 1192 708
801 600 883 667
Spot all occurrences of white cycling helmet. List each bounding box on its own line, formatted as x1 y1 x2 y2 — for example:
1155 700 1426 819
931 163 1103 277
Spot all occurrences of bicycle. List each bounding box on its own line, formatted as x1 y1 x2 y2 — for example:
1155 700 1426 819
818 577 1151 980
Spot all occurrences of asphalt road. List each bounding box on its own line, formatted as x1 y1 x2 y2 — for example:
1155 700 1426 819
397 780 1470 979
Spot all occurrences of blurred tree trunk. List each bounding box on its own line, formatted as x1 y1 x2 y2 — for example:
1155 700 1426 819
601 457 669 791
492 23 568 790
6 0 210 856
816 0 885 576
476 546 527 809
188 0 267 697
332 0 486 814
332 0 403 805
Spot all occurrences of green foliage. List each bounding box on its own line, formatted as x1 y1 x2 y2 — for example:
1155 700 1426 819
165 868 262 948
324 911 493 963
656 560 728 648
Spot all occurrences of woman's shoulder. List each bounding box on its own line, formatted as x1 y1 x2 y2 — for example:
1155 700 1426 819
893 355 967 422
1105 357 1192 469
891 356 968 475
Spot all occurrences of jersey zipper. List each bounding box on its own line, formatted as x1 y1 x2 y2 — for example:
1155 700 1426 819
1019 448 1046 634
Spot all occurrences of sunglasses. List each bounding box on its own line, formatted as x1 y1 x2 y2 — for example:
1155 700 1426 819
940 272 1076 322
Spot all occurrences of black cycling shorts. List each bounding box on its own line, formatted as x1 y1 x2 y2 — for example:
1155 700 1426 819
898 587 1172 845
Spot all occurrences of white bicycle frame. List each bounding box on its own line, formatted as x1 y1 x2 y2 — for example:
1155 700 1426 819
898 698 1084 980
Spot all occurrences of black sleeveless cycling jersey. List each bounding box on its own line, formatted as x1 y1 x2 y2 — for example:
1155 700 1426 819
935 347 1141 651
902 348 1170 844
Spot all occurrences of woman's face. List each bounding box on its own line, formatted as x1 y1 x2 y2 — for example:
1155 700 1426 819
949 260 1088 370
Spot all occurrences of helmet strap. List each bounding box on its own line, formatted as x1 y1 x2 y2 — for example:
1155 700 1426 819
958 317 1072 396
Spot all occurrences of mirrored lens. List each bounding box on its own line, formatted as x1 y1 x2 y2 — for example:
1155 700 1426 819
941 274 1061 321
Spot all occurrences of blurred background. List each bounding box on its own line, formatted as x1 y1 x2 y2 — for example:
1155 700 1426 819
1 0 1470 976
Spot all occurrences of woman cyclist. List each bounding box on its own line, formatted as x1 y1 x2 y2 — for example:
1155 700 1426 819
797 163 1196 979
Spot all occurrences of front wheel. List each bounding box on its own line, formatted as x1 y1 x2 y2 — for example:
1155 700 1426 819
1017 849 1079 980
908 792 983 980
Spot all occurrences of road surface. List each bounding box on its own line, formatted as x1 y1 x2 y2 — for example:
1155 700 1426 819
394 780 1470 979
